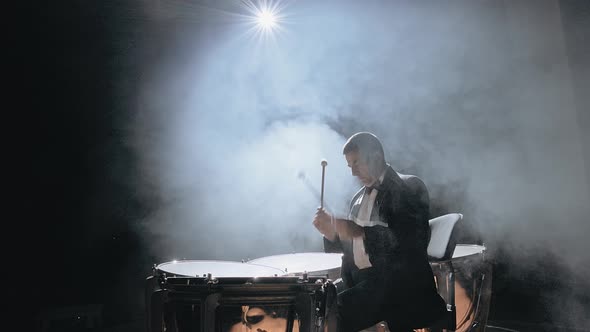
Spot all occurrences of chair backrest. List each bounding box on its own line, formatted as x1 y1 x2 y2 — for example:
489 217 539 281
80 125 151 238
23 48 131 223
427 213 462 261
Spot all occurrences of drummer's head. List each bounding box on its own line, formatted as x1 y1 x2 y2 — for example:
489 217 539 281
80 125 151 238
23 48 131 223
343 132 386 186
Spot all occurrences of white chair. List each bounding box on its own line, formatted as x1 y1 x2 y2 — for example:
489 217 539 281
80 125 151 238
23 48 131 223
428 213 463 261
427 213 463 332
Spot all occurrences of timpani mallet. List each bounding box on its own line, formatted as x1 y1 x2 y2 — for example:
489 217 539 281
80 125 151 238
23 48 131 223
320 159 328 209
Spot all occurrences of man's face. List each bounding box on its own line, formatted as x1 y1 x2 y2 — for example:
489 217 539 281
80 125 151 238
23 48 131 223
345 150 378 187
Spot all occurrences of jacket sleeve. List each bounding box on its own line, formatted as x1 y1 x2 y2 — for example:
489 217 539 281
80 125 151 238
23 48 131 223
324 190 363 254
363 176 430 257
323 235 343 253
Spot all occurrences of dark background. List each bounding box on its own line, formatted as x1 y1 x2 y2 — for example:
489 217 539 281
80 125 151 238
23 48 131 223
22 1 589 331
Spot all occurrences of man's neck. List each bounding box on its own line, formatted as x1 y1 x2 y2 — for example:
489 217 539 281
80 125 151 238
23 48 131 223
367 166 388 188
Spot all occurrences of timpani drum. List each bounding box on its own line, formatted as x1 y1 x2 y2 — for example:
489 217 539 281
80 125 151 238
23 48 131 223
450 245 492 332
146 260 337 332
247 252 343 280
408 244 492 332
154 260 284 278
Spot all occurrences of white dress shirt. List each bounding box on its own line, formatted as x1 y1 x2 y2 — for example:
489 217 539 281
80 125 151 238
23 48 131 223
351 170 388 269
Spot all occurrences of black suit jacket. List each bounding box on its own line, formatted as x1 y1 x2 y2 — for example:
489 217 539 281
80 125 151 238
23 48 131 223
324 166 445 325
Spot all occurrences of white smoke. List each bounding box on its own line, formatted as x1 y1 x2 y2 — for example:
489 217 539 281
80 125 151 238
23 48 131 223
131 0 590 329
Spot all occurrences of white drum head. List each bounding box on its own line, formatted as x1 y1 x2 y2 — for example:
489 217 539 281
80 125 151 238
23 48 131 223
452 244 486 259
156 260 285 278
247 252 343 274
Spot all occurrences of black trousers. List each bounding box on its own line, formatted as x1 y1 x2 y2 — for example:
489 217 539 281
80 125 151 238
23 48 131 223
334 268 415 332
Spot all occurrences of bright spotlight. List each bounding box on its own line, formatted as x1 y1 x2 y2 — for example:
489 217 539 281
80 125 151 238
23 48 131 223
241 0 288 40
257 9 277 29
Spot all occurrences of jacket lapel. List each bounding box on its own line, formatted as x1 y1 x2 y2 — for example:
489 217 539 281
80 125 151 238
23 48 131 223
374 166 403 220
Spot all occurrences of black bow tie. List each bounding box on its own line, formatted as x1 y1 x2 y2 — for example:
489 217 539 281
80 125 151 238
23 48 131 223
365 184 381 194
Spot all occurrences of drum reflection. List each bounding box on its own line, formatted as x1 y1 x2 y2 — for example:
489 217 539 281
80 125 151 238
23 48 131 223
227 306 301 332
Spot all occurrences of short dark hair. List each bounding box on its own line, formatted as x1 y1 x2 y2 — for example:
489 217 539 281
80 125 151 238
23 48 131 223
342 132 384 158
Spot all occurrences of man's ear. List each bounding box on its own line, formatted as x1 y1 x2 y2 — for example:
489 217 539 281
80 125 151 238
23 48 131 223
369 151 383 164
367 151 382 174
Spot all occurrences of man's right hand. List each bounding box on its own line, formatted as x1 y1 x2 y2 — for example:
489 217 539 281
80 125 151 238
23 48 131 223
312 208 337 242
